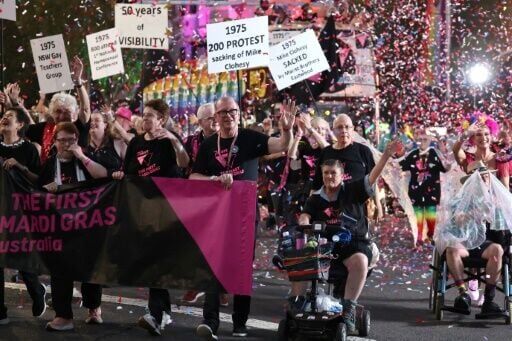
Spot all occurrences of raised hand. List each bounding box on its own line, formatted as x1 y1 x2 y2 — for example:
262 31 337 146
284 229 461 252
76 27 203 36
279 99 297 131
70 55 84 84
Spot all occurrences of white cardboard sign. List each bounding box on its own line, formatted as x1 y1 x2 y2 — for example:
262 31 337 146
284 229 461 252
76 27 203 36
30 34 73 93
0 0 16 21
86 28 125 80
268 30 329 90
206 16 269 74
114 4 168 50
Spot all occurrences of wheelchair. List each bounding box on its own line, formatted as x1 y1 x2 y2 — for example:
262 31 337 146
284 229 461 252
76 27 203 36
428 234 512 323
274 223 371 341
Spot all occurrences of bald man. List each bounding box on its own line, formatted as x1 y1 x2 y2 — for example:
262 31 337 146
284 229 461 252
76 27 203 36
190 96 296 340
312 114 375 190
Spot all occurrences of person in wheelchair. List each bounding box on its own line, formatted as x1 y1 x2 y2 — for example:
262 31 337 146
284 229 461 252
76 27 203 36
296 141 398 332
442 161 509 316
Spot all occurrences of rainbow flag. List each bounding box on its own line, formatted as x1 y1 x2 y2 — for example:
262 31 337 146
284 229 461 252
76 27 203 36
423 0 449 87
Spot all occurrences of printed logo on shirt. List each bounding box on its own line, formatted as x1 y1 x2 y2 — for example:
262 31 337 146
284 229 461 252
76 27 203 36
136 150 153 166
215 148 244 177
415 157 431 184
135 149 160 176
324 206 341 225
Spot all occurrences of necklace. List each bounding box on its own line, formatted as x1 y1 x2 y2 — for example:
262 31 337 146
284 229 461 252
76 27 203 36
217 132 238 170
1 138 24 148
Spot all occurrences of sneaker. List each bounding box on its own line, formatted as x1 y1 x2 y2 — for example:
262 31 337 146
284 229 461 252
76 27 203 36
138 314 161 336
468 280 480 301
481 301 504 315
45 318 74 331
32 284 47 317
161 311 172 329
341 303 356 333
220 293 229 307
454 292 471 313
85 308 103 324
233 325 248 337
182 291 204 304
196 323 218 340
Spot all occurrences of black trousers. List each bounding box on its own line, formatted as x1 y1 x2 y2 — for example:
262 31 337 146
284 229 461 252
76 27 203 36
50 275 102 319
203 293 251 333
148 288 171 324
1 268 44 316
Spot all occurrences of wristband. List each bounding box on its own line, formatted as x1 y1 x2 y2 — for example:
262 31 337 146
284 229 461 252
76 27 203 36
74 81 83 88
82 157 91 167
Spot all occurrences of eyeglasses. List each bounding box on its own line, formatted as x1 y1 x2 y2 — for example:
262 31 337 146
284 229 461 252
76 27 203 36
216 109 239 117
55 137 77 144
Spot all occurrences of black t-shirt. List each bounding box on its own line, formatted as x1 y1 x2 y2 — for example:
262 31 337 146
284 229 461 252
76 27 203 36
298 138 322 183
38 156 92 187
313 142 375 190
26 120 91 148
303 177 371 240
123 135 180 178
0 139 41 173
192 128 270 181
84 140 122 177
399 148 446 206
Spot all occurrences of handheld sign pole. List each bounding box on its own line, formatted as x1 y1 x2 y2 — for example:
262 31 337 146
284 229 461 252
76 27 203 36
0 19 4 115
302 79 321 117
237 70 244 127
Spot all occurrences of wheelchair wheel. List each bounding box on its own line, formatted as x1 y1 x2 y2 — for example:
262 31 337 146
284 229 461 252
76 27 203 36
358 309 371 337
334 323 347 341
506 297 512 325
277 319 289 341
435 295 444 321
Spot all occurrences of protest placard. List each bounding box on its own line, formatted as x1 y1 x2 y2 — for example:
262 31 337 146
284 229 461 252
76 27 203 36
86 28 125 80
268 29 329 90
114 4 168 50
30 34 73 93
206 16 269 74
0 0 16 21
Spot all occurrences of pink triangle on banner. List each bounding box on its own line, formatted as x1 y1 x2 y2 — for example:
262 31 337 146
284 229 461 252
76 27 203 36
152 178 257 296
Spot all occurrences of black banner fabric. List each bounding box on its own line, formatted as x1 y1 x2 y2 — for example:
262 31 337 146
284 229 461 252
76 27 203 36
0 169 257 295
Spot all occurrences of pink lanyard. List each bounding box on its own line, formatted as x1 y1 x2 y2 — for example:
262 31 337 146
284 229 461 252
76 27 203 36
217 133 238 170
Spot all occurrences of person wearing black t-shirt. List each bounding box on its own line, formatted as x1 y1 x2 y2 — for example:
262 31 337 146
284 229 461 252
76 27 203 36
399 131 449 246
190 96 296 340
41 123 110 332
112 99 189 337
26 56 91 163
298 140 398 333
0 108 46 326
312 114 375 190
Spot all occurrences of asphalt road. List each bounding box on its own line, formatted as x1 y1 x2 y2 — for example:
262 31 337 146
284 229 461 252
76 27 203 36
1 216 511 341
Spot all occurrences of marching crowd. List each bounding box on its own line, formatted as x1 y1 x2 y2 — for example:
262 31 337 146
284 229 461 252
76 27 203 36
0 54 511 340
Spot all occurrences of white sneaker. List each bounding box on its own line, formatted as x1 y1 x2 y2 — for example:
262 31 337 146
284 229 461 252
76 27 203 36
161 311 172 329
196 324 218 340
138 314 161 336
468 280 480 301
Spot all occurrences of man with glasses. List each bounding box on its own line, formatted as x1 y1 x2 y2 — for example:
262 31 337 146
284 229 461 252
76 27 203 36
190 96 296 340
313 114 375 191
399 129 449 247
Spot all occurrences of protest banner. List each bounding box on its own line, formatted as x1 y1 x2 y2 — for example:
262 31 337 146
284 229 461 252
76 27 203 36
30 34 73 93
206 16 269 74
320 30 376 98
269 30 300 46
0 0 16 21
0 169 256 295
86 28 125 80
268 29 329 91
114 4 168 50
